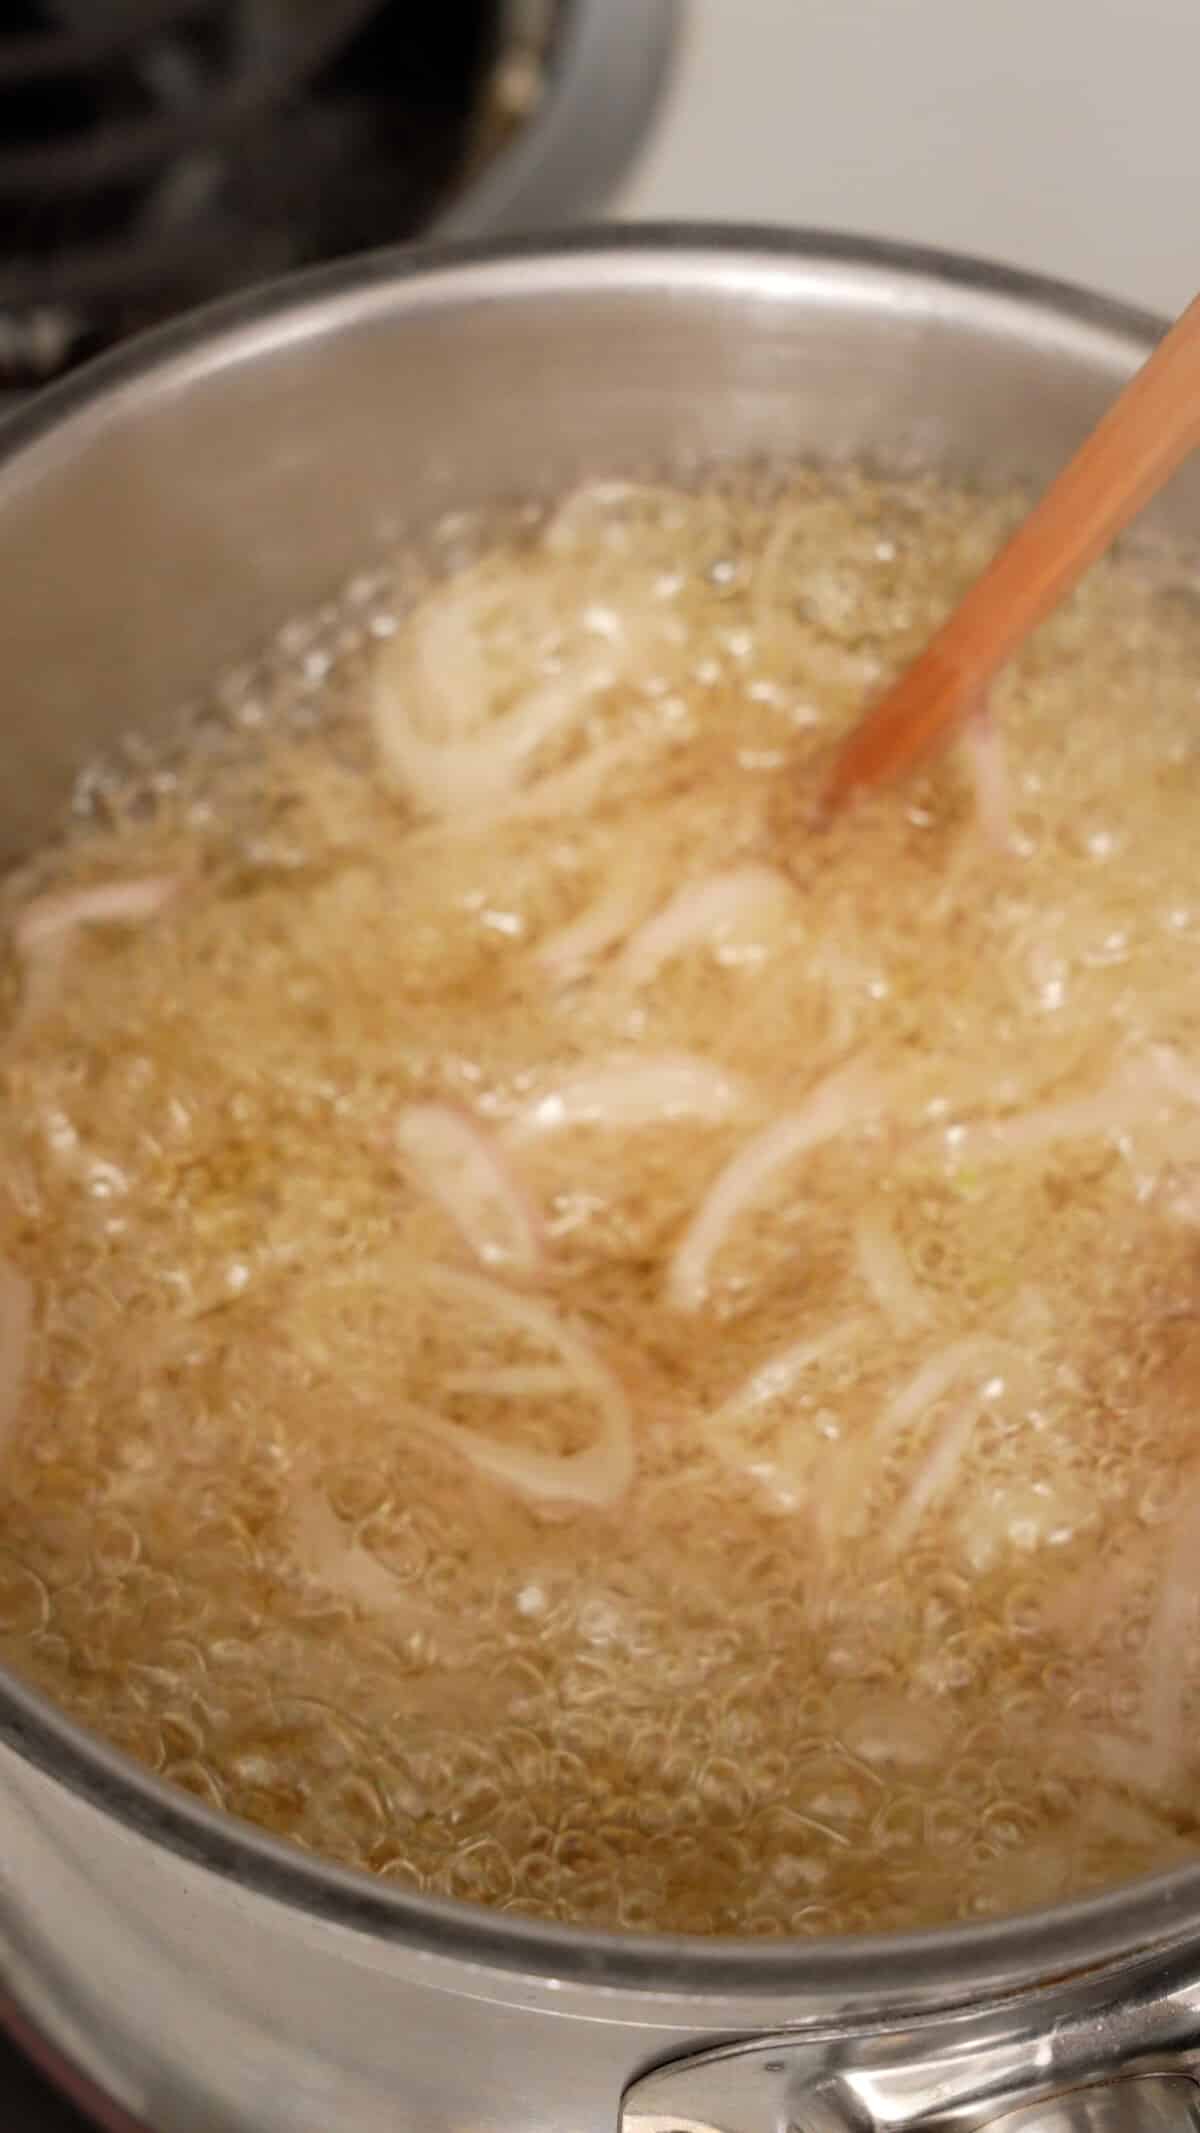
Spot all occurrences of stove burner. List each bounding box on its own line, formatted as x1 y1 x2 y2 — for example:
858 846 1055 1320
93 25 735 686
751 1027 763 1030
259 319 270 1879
0 0 499 388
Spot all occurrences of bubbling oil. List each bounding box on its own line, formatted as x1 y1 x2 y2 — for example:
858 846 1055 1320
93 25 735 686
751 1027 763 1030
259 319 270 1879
4 467 1200 1937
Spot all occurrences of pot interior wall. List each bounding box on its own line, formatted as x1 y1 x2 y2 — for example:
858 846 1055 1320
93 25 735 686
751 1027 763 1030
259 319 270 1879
0 237 1188 871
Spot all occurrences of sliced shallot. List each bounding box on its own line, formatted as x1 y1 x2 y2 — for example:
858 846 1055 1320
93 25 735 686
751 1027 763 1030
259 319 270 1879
492 733 648 825
960 705 1015 855
954 1048 1196 1161
0 1258 32 1457
1148 1044 1200 1109
886 1401 980 1557
542 480 645 551
706 1323 862 1431
404 734 650 852
537 877 647 979
14 874 181 955
371 652 616 819
667 1059 879 1311
700 1320 863 1508
402 1268 635 1508
854 1210 928 1334
443 1364 574 1398
409 575 496 739
395 1103 543 1275
291 1488 419 1615
508 1054 749 1139
873 1337 1024 1445
8 875 182 1042
616 865 794 987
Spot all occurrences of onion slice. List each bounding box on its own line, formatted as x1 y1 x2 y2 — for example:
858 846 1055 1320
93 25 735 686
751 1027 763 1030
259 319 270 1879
700 1320 863 1507
616 865 794 987
442 1364 573 1397
409 577 494 740
508 1054 749 1138
14 875 182 955
9 876 181 1042
542 480 648 551
1149 1045 1200 1109
887 1401 979 1557
960 705 1014 855
371 652 615 819
395 1103 543 1275
0 1258 32 1457
873 1337 1024 1445
404 734 650 852
490 733 647 827
667 1059 879 1311
707 1324 861 1427
291 1488 418 1616
954 1048 1198 1161
537 877 646 980
854 1211 928 1333
401 1268 635 1509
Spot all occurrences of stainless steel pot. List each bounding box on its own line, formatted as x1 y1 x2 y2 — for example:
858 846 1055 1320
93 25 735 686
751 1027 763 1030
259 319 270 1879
440 0 680 242
3 229 1200 2133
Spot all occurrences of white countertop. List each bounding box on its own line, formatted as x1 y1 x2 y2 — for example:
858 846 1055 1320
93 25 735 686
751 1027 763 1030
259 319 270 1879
614 0 1196 319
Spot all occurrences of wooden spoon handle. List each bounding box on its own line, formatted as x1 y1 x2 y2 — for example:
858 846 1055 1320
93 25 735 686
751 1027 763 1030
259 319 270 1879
826 287 1200 810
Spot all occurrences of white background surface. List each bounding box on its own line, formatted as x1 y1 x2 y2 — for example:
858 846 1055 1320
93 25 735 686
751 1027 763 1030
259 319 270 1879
614 0 1197 318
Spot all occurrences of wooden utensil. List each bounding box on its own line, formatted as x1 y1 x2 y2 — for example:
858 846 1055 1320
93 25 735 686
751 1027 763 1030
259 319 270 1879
825 287 1200 813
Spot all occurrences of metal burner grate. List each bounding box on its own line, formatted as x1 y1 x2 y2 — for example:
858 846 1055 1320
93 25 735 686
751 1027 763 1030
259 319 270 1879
0 0 498 388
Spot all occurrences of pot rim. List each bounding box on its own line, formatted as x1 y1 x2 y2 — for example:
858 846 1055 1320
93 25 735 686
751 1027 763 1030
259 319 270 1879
0 222 1192 2006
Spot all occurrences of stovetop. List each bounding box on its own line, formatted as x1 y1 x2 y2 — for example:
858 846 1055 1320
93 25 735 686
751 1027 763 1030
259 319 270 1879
0 0 502 395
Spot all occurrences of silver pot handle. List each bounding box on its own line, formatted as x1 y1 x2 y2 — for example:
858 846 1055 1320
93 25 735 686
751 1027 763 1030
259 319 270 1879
623 2065 1200 2133
977 2079 1200 2133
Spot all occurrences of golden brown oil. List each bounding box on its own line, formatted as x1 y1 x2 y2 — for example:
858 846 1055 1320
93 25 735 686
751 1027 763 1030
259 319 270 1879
4 469 1200 1936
